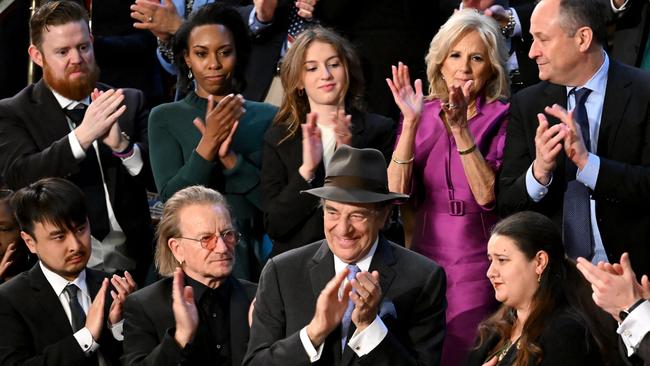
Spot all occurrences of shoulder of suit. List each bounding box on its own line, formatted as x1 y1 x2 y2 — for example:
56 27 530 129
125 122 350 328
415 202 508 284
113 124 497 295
263 120 295 145
0 83 38 110
267 240 323 267
127 276 173 303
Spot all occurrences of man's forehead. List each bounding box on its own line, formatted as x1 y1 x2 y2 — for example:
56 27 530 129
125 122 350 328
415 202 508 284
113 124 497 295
40 20 91 48
324 200 376 212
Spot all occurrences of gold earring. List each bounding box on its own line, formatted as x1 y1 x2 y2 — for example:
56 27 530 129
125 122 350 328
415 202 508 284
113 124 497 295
188 69 193 79
537 273 541 283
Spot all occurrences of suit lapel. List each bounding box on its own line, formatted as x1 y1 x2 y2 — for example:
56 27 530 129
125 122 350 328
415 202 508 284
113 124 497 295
31 80 75 145
543 83 570 176
28 265 76 334
349 112 366 148
599 61 632 156
308 241 335 299
229 277 250 366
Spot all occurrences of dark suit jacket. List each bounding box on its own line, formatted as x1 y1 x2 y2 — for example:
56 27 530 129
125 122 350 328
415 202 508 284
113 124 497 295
463 308 606 366
0 265 121 366
243 237 447 366
121 276 257 366
510 0 540 90
260 112 395 255
0 80 155 281
639 333 650 365
497 60 650 276
609 0 650 68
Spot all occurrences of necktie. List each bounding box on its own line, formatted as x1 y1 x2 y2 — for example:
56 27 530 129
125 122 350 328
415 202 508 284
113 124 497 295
340 264 361 350
63 284 87 332
563 88 594 259
63 106 111 240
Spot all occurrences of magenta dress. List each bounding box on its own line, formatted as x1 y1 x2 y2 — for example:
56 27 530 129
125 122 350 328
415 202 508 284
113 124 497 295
398 97 508 366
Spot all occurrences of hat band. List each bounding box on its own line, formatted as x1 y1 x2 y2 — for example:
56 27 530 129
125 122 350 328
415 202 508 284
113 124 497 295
324 176 389 194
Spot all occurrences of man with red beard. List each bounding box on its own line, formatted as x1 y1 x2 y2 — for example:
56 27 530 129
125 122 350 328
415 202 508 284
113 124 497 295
0 1 155 284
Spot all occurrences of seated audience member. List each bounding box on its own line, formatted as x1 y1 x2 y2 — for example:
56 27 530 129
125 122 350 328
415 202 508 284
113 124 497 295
130 0 320 103
148 3 277 280
387 9 508 365
0 188 36 283
122 185 256 366
577 253 650 365
497 0 650 278
0 177 136 365
245 145 446 366
464 211 620 366
261 27 395 256
0 1 155 284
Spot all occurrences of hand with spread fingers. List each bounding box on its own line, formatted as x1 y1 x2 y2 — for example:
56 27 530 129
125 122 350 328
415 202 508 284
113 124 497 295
295 0 319 19
350 270 382 332
532 112 566 185
324 109 352 147
576 253 648 321
0 242 16 280
130 0 183 42
108 271 137 325
386 62 423 128
299 112 323 182
75 88 127 151
306 267 352 347
442 80 472 132
172 268 199 348
193 94 245 164
541 104 590 170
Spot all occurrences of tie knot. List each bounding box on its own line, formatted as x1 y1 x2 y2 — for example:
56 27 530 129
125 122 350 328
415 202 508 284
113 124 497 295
63 104 88 124
346 264 361 280
63 283 79 298
572 87 592 107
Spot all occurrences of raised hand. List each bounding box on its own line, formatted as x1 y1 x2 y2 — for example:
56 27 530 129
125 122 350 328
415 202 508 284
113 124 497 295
532 112 566 185
299 112 323 182
0 242 16 280
542 104 589 170
442 80 473 132
194 94 245 162
86 278 109 340
172 268 199 348
108 271 137 325
386 62 423 127
131 0 183 42
306 267 352 347
323 109 352 147
75 89 127 151
254 0 278 22
296 0 318 19
90 89 130 153
350 271 382 332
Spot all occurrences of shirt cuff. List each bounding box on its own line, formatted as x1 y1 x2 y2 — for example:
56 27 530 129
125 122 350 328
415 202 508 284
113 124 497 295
347 316 388 357
617 300 650 356
576 153 599 190
526 164 551 202
299 326 324 363
249 10 272 34
120 144 143 176
109 319 124 341
74 327 100 355
611 0 629 12
68 131 87 160
511 7 522 37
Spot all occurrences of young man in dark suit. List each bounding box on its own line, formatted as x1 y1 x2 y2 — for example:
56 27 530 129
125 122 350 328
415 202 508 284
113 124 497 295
0 177 136 365
244 145 447 366
0 1 154 284
497 0 650 276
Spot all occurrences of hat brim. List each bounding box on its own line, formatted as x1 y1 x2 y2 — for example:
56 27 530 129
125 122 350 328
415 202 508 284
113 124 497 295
301 186 409 203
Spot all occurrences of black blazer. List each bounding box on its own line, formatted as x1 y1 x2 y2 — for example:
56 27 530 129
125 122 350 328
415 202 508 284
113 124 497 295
0 80 155 281
260 112 395 255
609 0 650 68
0 265 122 366
121 276 256 366
243 236 447 366
463 308 606 366
497 60 650 276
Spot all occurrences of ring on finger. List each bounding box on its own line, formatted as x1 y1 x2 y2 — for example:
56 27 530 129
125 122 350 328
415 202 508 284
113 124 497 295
147 16 153 22
446 103 458 110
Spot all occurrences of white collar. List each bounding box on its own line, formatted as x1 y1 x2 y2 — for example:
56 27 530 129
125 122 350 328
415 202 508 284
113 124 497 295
565 52 609 96
39 261 89 298
50 89 90 110
333 238 379 274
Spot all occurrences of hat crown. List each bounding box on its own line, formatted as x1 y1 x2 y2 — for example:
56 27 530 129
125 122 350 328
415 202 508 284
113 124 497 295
326 145 388 186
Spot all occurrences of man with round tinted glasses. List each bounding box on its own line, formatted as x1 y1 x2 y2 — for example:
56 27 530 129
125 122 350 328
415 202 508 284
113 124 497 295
122 185 256 366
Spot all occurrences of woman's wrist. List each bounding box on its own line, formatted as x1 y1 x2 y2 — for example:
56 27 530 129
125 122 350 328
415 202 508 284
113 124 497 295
299 165 316 182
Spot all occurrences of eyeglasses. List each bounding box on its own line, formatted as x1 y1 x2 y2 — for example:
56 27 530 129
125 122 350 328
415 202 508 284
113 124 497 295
176 229 241 250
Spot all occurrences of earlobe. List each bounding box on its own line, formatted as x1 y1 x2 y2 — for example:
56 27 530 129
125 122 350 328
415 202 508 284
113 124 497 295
28 45 43 68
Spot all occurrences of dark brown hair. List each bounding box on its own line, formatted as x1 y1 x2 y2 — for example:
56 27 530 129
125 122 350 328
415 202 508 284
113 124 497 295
30 1 89 50
475 211 618 365
274 26 364 144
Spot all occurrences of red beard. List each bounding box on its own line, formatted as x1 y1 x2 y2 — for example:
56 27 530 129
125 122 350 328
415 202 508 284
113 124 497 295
43 58 100 101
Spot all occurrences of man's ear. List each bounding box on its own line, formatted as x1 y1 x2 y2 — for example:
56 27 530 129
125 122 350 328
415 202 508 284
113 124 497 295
168 237 184 265
21 231 38 254
28 45 44 68
576 26 594 53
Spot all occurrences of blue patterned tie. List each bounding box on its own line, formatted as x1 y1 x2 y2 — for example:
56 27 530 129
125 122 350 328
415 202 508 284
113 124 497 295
563 87 594 259
341 264 360 350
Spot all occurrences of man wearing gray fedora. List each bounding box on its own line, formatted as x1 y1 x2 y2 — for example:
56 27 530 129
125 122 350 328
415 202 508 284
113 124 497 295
244 145 447 366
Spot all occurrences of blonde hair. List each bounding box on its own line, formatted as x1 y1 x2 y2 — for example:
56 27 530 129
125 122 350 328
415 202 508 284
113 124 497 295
425 9 510 102
155 186 230 277
273 26 364 144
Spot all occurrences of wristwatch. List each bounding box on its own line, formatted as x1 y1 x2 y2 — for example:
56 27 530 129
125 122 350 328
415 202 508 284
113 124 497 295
619 298 646 321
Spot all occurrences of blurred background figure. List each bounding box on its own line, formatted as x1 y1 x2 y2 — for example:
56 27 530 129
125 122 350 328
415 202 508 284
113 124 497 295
387 10 509 365
261 26 395 256
464 211 620 366
148 4 277 281
0 186 36 283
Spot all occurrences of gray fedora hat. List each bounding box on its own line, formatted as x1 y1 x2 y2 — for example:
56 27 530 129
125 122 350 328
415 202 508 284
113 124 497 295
301 145 409 203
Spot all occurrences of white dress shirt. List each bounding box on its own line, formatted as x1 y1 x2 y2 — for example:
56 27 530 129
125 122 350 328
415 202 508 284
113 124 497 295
618 300 650 356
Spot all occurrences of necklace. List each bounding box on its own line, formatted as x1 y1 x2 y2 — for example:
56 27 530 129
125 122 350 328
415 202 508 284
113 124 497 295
497 338 521 363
